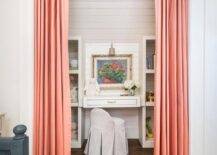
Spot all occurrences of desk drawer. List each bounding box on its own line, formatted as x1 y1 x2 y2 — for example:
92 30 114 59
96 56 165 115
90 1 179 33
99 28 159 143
83 98 140 108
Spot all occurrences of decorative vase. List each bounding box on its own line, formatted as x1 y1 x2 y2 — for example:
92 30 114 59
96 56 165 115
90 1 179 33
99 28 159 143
129 89 135 96
70 59 78 69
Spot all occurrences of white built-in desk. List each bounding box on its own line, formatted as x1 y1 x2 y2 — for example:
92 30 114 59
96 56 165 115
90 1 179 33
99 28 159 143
83 96 141 108
83 96 154 148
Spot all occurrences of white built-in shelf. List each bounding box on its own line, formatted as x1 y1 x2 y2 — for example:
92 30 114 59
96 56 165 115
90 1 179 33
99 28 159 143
69 37 83 149
69 69 79 74
71 139 80 148
71 107 83 148
139 36 155 148
146 102 155 107
146 69 155 74
144 138 154 148
71 102 79 107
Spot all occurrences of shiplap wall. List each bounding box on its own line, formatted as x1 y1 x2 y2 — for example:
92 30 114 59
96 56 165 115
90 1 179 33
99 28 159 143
69 0 155 42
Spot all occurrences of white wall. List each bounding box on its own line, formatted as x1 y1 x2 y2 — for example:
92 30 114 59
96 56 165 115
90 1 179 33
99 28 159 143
69 0 155 42
189 0 217 155
0 0 20 135
0 0 34 153
204 1 217 154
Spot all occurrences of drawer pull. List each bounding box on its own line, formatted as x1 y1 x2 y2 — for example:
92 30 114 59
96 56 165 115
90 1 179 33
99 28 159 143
107 100 116 104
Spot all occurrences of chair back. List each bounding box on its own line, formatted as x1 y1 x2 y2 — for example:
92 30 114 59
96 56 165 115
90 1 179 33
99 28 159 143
90 108 114 131
85 108 114 155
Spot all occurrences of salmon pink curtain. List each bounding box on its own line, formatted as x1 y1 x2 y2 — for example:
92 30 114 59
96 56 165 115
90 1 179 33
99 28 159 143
154 0 189 155
34 0 71 154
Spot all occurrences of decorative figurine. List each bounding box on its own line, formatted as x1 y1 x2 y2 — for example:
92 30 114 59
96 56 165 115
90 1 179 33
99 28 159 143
146 117 153 139
146 91 155 102
70 87 78 103
84 78 100 96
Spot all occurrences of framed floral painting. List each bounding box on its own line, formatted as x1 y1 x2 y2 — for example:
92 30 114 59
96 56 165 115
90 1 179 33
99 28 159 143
92 54 132 88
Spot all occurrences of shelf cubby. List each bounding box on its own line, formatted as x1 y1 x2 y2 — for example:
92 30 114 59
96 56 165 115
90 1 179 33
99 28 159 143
69 40 79 70
68 37 84 148
71 107 78 141
139 36 155 148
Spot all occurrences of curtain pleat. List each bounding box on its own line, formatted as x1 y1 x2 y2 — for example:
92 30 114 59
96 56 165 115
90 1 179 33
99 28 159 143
154 0 189 155
34 0 71 154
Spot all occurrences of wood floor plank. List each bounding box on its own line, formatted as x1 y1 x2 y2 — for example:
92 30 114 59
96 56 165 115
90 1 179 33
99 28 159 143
71 139 153 155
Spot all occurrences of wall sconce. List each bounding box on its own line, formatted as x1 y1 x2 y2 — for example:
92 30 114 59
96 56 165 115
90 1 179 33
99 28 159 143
109 42 115 56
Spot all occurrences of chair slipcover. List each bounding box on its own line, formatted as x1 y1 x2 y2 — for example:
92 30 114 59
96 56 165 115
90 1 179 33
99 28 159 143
84 108 115 155
113 117 128 155
84 109 128 155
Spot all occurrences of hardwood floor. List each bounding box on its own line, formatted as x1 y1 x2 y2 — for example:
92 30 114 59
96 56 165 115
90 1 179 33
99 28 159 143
71 139 153 155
